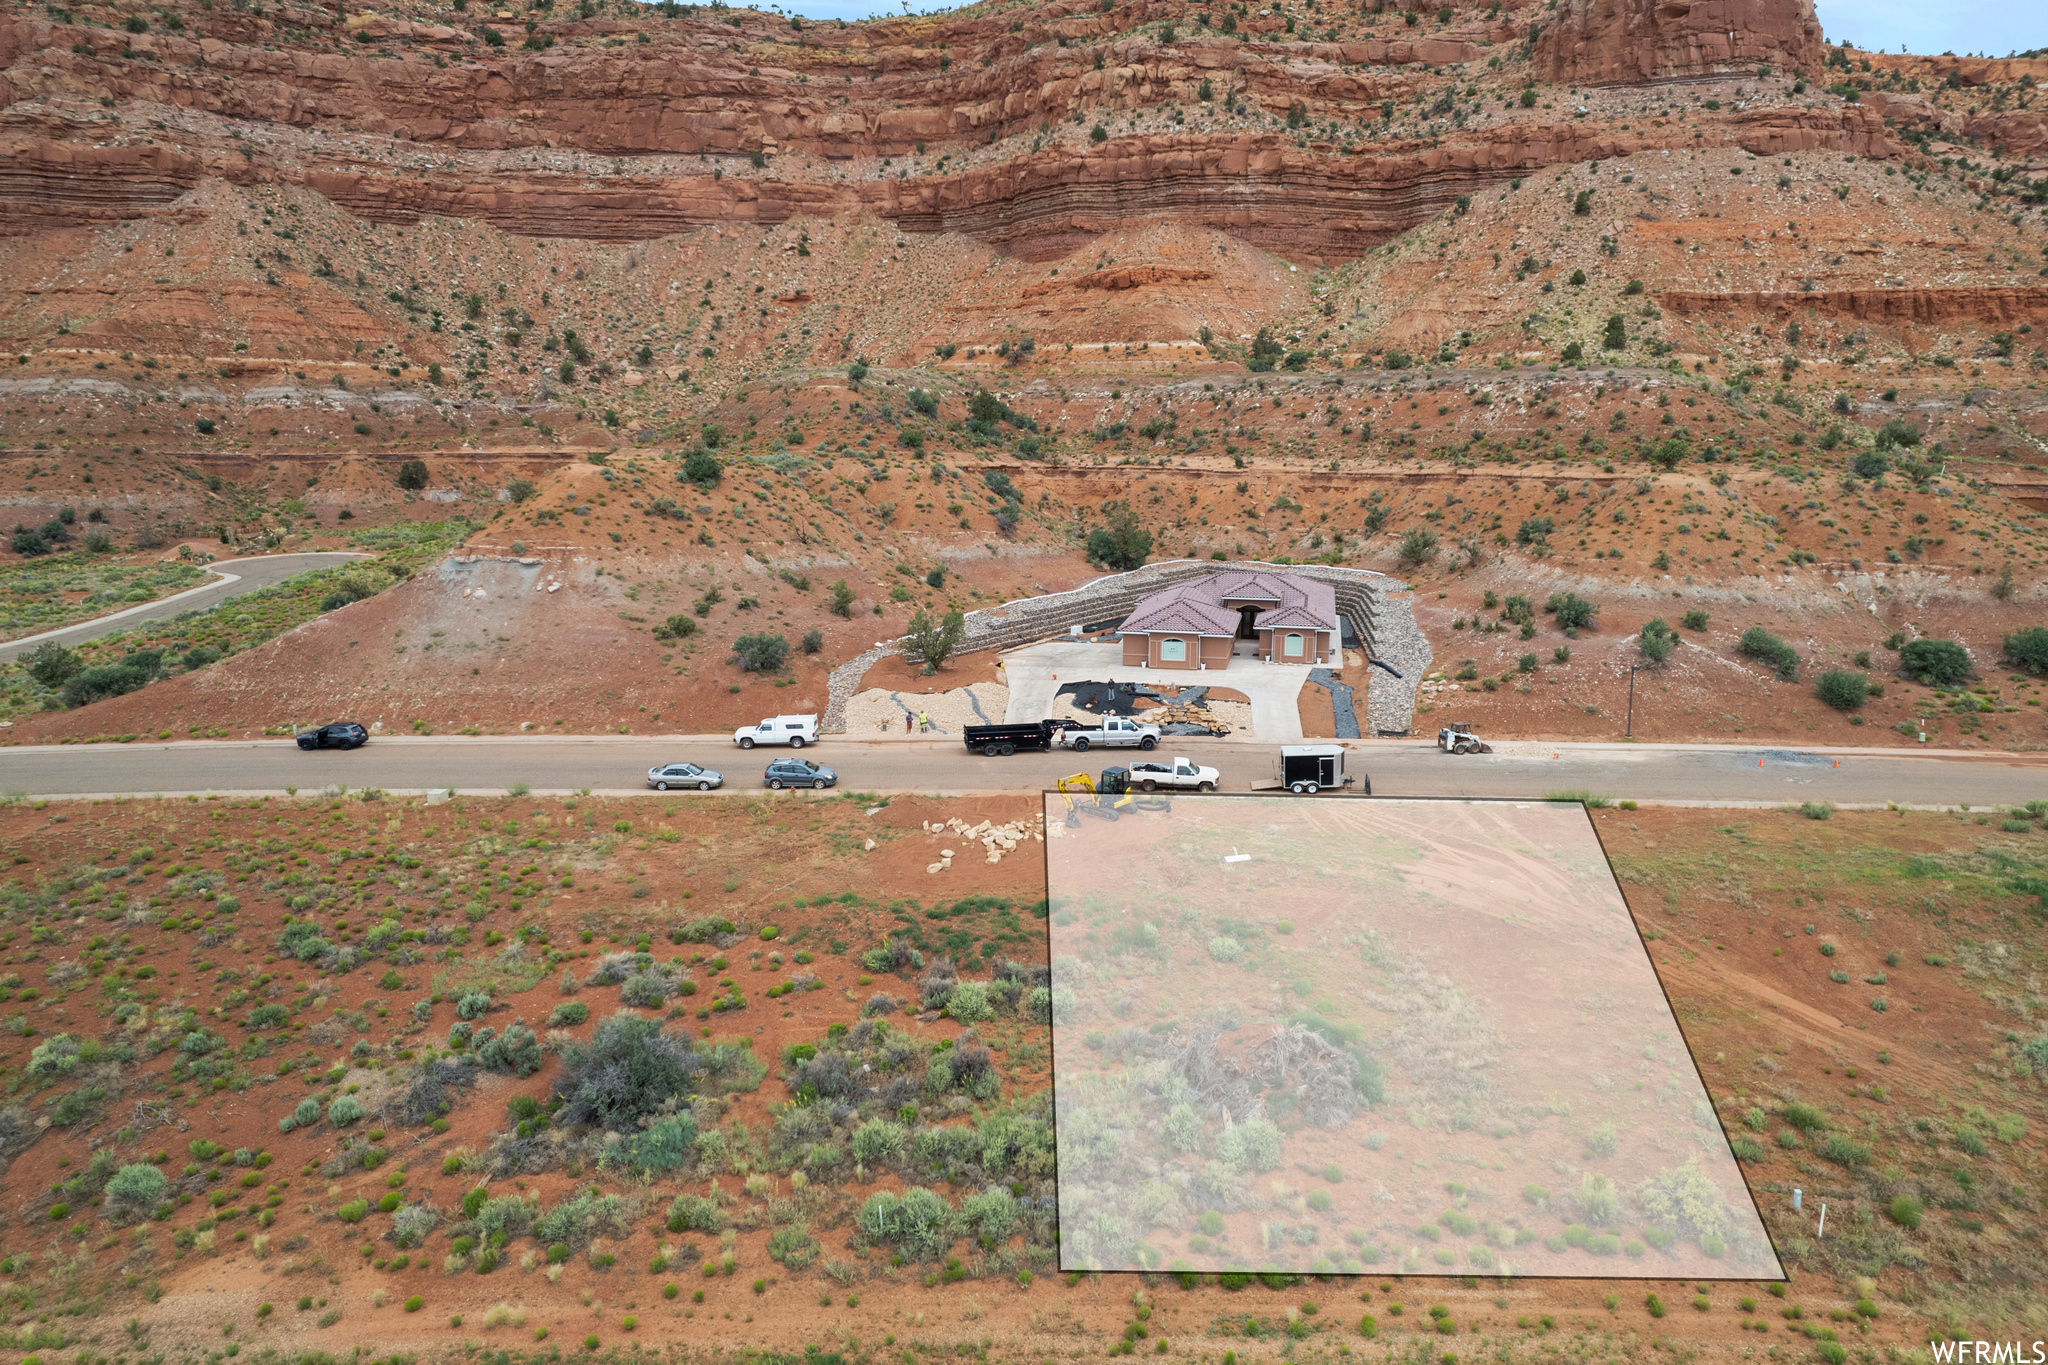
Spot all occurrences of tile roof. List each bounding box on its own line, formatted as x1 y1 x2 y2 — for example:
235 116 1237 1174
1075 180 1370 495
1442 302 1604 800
1119 571 1338 637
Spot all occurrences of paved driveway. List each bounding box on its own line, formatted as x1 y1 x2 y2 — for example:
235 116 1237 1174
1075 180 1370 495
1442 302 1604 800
0 553 366 663
997 639 1313 741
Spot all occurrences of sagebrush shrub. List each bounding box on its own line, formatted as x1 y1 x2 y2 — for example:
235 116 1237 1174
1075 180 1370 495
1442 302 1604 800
102 1164 168 1223
857 1186 953 1261
477 1024 542 1077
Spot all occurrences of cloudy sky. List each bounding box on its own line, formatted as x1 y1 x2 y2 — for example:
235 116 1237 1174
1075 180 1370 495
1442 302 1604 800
1815 0 2046 56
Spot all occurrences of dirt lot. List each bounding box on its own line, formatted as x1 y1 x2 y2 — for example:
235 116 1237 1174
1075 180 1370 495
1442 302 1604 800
0 792 2035 1361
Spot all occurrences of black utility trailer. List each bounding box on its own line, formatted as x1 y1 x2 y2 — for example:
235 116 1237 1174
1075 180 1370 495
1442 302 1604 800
962 718 1071 757
1257 744 1369 795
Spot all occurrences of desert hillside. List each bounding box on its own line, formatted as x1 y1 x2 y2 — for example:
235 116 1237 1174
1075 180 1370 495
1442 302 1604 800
0 792 2039 1362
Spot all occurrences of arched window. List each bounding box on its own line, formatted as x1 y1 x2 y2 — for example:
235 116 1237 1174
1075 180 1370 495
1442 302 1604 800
1283 632 1304 658
1160 637 1187 662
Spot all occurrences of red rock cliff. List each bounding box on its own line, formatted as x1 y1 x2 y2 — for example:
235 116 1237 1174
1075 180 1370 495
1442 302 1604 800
1534 0 1825 87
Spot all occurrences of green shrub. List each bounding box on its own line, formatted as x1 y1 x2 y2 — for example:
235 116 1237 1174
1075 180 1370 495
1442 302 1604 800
556 1012 761 1132
477 1023 543 1077
455 990 491 1020
1816 670 1867 710
1900 638 1972 685
851 1119 906 1165
327 1096 364 1126
536 1190 631 1250
666 1194 725 1234
945 981 993 1023
1217 1118 1282 1172
612 1115 698 1175
856 1186 954 1262
1885 1195 1922 1230
294 1098 321 1126
2004 626 2048 677
337 1199 369 1223
62 662 154 708
102 1163 169 1224
1739 627 1799 681
27 1034 81 1076
549 1001 590 1027
732 633 790 673
1545 592 1597 632
1781 1102 1826 1132
1638 617 1676 663
1818 1134 1870 1166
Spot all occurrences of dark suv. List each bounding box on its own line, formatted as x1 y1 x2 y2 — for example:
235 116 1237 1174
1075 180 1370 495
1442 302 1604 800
763 757 836 790
296 722 368 750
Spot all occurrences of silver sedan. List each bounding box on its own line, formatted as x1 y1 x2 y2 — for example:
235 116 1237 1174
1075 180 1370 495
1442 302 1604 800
647 761 722 792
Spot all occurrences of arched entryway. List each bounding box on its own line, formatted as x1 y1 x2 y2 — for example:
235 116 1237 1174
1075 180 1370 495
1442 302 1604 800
1235 605 1260 640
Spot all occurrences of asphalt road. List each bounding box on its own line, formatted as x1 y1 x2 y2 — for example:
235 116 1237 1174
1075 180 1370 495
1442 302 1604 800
4 734 2045 808
0 553 366 663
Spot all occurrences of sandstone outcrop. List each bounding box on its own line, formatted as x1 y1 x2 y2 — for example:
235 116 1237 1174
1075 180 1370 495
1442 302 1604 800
1534 0 1824 87
1657 287 2048 326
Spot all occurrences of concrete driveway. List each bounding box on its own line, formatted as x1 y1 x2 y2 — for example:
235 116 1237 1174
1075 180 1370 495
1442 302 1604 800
997 639 1312 741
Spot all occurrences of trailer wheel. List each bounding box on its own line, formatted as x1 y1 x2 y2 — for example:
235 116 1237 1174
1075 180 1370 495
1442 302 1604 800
985 744 1001 757
1139 736 1157 751
1288 781 1305 794
1072 737 1090 752
1304 782 1321 795
999 744 1015 756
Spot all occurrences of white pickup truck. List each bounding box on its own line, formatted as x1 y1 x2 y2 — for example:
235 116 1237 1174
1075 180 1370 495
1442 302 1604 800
1122 757 1220 792
1057 716 1161 752
733 714 819 749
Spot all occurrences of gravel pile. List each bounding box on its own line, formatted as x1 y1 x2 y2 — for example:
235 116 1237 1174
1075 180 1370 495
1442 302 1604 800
844 684 1011 736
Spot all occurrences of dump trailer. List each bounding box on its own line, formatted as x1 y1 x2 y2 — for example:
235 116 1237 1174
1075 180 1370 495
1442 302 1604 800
962 718 1069 756
1263 744 1368 795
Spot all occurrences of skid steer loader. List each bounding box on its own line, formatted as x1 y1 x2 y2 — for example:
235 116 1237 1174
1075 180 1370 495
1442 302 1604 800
1436 722 1493 755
